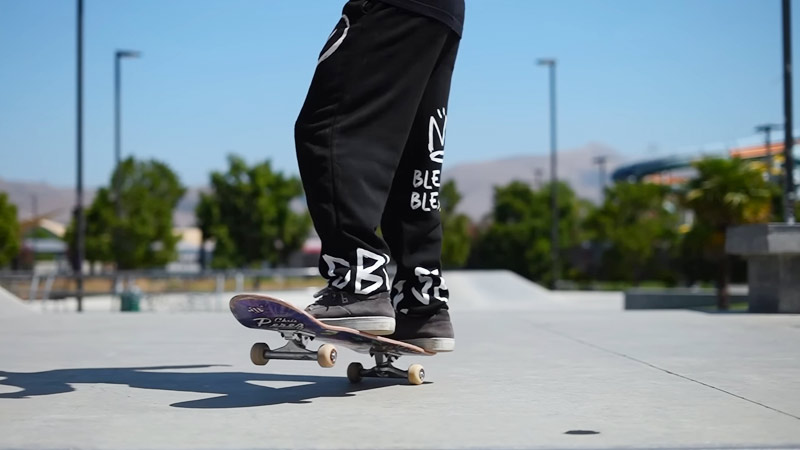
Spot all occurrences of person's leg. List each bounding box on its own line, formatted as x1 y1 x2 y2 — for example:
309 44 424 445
295 0 454 333
381 33 460 351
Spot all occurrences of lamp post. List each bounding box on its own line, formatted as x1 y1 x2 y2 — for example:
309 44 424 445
113 50 141 273
755 124 782 182
593 155 608 202
75 0 85 312
115 50 141 170
782 0 797 224
537 58 559 289
533 167 544 189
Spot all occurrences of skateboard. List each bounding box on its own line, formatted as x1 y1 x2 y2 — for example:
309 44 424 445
229 294 434 385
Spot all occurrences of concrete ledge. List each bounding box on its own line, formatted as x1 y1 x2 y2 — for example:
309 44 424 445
727 223 800 313
625 288 747 310
726 223 800 255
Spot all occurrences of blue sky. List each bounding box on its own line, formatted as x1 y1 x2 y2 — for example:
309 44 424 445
0 0 795 187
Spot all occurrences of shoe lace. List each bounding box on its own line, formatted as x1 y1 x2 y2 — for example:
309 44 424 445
312 285 347 305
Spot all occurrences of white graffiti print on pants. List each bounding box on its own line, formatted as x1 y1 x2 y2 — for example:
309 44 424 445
318 15 350 65
410 107 447 212
410 267 449 307
428 107 446 163
322 248 390 295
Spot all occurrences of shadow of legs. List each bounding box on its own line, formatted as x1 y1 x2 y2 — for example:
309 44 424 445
0 365 403 409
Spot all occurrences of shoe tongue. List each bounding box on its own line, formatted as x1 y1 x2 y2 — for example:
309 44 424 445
313 286 335 299
313 286 344 306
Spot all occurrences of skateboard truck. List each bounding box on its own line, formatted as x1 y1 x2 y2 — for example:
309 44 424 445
250 334 425 385
249 332 337 368
347 353 425 385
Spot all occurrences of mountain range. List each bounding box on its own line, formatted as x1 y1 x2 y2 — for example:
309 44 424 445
1 143 628 227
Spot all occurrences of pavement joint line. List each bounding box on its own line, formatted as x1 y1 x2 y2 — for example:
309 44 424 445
535 447 800 450
531 323 800 422
301 447 800 450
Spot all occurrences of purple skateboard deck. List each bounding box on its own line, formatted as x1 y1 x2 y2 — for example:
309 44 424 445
230 294 433 357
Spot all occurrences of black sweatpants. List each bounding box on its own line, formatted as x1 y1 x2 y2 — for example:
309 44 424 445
295 0 460 316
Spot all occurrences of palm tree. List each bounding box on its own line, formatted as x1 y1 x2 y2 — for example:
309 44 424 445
683 157 774 310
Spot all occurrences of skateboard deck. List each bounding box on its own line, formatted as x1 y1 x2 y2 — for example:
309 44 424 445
230 293 433 384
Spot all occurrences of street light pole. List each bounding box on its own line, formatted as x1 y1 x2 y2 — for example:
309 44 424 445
75 0 85 312
755 124 782 182
593 155 608 202
782 0 797 224
114 50 141 170
113 50 141 273
538 58 559 289
533 168 544 189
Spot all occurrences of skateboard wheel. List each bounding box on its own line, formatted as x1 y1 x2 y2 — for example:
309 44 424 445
347 362 363 383
250 342 270 366
317 344 337 368
408 364 424 385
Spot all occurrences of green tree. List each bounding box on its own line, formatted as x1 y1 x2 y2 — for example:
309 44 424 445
682 157 773 309
439 180 472 268
65 157 186 269
469 180 586 286
197 155 311 269
584 182 680 284
0 192 20 268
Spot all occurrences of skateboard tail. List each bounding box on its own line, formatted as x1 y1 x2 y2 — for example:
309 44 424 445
230 294 433 356
230 295 320 333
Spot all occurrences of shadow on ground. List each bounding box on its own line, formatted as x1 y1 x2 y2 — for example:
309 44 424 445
0 365 405 409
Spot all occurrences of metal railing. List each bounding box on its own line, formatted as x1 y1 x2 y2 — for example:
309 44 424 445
0 267 321 301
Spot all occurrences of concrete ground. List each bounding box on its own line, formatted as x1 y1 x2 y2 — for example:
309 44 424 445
1 271 799 449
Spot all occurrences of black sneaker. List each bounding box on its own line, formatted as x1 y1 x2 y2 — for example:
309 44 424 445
389 309 455 352
305 286 395 335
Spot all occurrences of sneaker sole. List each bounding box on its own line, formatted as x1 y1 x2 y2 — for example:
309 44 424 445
402 338 455 353
319 316 396 335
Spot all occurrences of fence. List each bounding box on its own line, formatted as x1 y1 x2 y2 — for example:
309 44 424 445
0 268 321 301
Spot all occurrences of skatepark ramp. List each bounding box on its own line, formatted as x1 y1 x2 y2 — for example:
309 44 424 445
266 270 555 312
444 270 554 310
0 284 34 316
